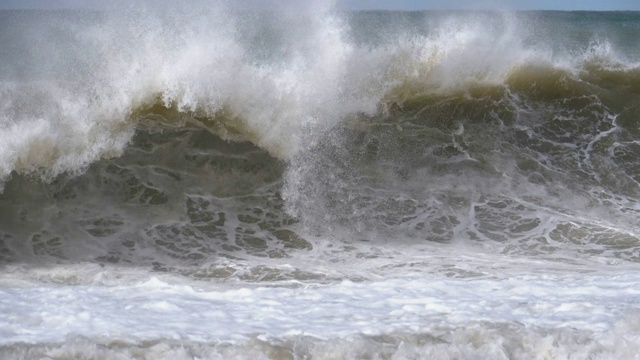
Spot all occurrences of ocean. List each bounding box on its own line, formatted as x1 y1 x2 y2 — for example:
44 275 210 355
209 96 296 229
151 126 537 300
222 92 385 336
1 3 640 359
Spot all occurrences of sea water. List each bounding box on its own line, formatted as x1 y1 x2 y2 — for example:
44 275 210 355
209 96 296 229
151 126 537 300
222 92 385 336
0 3 640 359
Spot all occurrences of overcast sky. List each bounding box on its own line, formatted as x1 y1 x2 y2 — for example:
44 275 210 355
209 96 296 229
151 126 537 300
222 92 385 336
1 0 640 11
341 0 640 11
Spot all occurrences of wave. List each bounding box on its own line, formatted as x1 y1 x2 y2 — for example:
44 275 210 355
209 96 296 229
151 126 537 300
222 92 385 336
1 6 640 191
4 8 640 355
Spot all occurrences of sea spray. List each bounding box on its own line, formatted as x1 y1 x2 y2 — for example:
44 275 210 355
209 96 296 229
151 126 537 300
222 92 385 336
1 5 640 359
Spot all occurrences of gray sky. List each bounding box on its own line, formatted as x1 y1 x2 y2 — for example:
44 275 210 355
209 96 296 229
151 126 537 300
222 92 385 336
341 0 640 11
1 0 640 11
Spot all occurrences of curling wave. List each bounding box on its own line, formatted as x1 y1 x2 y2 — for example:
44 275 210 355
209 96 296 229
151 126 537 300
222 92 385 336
1 7 640 190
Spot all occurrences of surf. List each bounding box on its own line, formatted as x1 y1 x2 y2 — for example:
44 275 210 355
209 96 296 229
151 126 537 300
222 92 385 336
1 6 639 187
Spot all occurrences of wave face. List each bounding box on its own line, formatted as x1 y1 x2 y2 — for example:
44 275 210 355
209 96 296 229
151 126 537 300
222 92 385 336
2 5 640 359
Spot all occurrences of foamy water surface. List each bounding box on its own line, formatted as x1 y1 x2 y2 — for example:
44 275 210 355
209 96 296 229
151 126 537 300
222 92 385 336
1 2 640 359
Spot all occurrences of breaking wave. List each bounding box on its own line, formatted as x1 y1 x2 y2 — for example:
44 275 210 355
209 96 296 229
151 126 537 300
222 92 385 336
1 7 639 185
1 5 640 274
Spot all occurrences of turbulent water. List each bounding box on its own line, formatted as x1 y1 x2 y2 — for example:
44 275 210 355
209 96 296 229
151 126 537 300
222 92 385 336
1 3 640 359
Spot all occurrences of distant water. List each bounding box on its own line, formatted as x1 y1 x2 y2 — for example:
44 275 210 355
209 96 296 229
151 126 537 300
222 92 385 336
1 4 640 359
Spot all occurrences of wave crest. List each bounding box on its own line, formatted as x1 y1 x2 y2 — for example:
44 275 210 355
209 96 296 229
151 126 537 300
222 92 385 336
1 7 639 190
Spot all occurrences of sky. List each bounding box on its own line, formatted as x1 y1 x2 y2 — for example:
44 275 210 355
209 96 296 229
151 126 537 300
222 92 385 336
1 0 640 11
341 0 640 11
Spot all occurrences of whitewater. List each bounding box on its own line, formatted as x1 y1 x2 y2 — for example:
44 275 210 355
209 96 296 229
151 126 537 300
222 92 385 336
1 2 640 359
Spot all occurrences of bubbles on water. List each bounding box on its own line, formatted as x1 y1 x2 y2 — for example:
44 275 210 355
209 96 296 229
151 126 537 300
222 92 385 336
0 296 640 360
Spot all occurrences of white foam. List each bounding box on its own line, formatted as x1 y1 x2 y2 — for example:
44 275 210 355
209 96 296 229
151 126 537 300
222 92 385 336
0 272 639 356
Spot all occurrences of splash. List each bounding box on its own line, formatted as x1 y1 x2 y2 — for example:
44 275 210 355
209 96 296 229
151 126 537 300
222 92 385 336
2 6 639 190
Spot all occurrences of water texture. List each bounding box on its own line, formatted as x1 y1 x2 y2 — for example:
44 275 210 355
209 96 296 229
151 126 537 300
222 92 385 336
1 4 640 359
